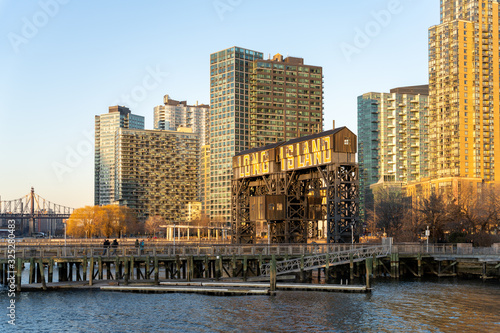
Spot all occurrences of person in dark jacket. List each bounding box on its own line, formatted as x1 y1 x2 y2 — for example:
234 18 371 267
103 239 110 255
111 239 118 255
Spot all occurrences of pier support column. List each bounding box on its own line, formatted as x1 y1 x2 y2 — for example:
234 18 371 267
38 259 47 290
417 254 422 277
89 257 94 286
48 259 54 283
146 256 151 279
16 258 22 292
365 258 373 289
98 257 103 280
243 256 248 281
130 256 135 280
29 258 35 284
324 253 330 284
299 255 305 283
187 256 193 282
215 256 221 281
68 263 73 282
270 255 276 293
82 257 87 282
349 253 354 282
124 257 129 286
154 257 159 285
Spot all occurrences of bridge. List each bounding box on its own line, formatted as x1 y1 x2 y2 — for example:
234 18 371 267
0 187 74 236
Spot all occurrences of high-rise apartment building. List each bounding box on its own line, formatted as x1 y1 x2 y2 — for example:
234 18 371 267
114 127 199 221
153 94 209 210
407 0 499 197
209 47 324 223
429 0 499 181
153 94 209 146
95 106 144 206
249 53 323 148
209 47 264 223
358 86 429 217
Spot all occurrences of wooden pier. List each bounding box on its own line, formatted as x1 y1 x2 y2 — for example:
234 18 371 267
1 243 499 294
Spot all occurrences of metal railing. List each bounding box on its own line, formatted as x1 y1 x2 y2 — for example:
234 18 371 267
394 243 500 256
261 245 391 276
0 243 380 260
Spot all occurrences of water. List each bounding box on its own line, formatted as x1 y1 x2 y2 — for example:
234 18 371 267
1 279 499 332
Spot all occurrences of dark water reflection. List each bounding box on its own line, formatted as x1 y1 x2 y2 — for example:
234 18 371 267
1 279 499 332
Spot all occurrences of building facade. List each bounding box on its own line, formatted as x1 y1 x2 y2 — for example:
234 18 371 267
209 47 264 223
408 0 499 198
358 86 429 219
209 47 324 223
429 0 499 181
249 53 323 148
153 94 209 210
114 127 199 221
95 106 144 206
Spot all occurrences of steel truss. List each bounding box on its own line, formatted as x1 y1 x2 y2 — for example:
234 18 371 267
231 163 359 244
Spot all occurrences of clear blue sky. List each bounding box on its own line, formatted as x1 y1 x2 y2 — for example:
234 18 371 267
0 0 438 208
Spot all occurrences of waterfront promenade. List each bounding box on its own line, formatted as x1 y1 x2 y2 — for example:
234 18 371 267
1 241 499 295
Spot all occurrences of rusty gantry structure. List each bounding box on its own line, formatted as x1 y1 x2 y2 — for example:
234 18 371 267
232 127 359 244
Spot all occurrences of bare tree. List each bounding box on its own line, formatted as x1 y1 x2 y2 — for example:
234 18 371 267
145 215 164 236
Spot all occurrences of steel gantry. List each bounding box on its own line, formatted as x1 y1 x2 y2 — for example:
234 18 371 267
231 127 359 244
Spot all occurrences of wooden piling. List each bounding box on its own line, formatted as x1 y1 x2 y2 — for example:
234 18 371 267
89 257 94 286
38 259 47 290
300 255 305 283
48 258 54 283
270 255 277 293
124 257 129 285
98 257 103 280
349 253 354 281
417 253 422 277
82 257 87 281
324 253 330 283
243 256 248 281
29 258 35 284
154 257 159 285
365 258 373 289
130 256 135 280
16 257 22 292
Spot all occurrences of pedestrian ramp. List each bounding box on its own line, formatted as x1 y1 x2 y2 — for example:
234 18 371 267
261 245 391 276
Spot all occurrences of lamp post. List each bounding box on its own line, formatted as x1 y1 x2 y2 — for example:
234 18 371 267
63 219 67 256
173 222 176 254
425 226 430 253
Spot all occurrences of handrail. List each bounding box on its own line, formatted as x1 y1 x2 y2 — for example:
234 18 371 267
260 245 391 276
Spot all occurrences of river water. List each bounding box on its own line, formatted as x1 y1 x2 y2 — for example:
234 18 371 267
1 279 499 332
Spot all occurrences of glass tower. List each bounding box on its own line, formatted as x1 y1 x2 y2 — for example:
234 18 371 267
209 47 263 223
94 106 144 206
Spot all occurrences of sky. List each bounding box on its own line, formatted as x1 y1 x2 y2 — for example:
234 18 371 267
0 0 439 208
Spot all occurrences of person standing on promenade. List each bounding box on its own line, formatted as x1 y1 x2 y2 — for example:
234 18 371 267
103 239 110 255
139 239 144 255
111 239 118 255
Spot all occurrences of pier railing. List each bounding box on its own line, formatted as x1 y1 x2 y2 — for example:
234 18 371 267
393 243 500 256
261 245 391 276
1 243 379 260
